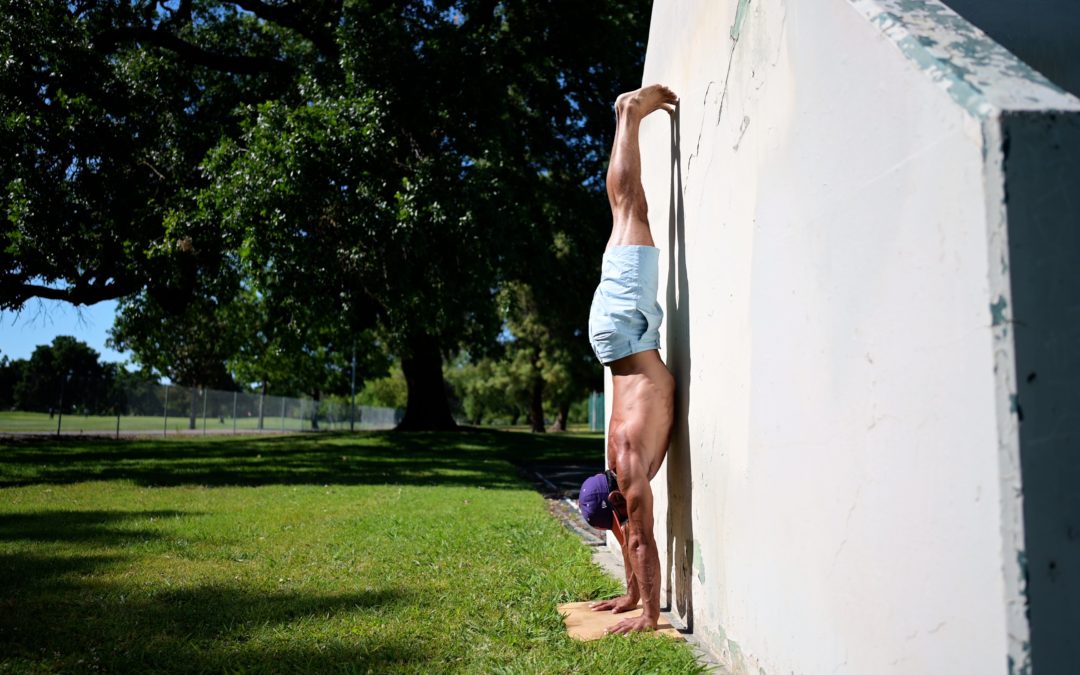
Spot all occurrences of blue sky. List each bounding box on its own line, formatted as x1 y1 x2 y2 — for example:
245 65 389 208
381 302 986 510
0 299 129 364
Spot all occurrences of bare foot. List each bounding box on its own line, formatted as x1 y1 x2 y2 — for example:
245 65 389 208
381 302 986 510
615 84 678 121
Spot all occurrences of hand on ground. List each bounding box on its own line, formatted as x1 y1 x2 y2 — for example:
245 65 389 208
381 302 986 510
606 615 658 635
589 595 639 613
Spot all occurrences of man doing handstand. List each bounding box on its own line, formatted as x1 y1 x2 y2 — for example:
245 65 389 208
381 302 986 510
578 84 678 635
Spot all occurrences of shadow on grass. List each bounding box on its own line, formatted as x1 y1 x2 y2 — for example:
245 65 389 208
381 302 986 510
0 429 604 490
0 507 424 671
0 509 194 544
0 551 418 672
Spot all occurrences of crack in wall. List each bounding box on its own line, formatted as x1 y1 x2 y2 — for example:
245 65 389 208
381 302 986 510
684 80 717 187
684 7 746 192
732 115 751 150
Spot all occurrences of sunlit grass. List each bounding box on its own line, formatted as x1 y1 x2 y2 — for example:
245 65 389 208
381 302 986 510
0 432 701 673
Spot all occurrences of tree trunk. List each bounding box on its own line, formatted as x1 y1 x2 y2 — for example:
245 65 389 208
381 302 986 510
188 386 198 430
397 331 457 431
529 376 545 433
551 402 569 432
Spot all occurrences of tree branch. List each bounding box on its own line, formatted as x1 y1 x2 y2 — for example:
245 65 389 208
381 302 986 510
1 277 140 310
229 0 342 59
95 26 290 75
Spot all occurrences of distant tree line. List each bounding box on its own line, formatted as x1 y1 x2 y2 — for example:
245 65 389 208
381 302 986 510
0 337 141 415
1 335 589 430
1 336 376 429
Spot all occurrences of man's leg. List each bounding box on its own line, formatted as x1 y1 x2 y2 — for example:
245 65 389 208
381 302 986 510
605 85 677 250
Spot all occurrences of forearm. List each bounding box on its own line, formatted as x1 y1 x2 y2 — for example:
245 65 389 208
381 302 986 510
619 539 640 600
630 537 661 620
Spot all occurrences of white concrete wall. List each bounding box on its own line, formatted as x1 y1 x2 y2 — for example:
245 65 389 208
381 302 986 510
621 1 1080 672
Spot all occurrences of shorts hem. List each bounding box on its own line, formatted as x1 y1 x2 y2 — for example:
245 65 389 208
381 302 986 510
595 340 660 366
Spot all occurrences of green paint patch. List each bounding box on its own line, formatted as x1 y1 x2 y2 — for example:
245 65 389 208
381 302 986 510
867 1 1069 120
991 295 1009 326
1009 393 1023 422
889 30 989 118
730 0 751 41
693 540 705 583
727 637 750 674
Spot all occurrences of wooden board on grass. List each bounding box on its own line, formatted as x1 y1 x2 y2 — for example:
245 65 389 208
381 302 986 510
557 601 683 641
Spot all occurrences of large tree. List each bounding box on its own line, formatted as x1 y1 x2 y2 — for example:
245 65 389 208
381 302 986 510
3 1 650 430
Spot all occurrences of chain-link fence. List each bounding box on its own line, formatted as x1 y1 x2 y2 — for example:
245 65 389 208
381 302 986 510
0 382 402 436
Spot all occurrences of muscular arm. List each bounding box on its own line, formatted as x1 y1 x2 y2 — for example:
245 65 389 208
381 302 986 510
589 516 640 613
609 450 661 633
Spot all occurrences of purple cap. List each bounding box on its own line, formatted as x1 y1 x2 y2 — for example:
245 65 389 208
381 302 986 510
578 471 616 529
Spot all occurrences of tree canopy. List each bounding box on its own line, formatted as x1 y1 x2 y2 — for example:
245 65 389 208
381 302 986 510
2 1 651 429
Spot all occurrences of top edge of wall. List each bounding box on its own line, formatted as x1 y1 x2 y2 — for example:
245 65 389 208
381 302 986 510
848 0 1080 118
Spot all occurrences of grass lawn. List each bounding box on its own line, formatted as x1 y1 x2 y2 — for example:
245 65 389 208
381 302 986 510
0 431 702 673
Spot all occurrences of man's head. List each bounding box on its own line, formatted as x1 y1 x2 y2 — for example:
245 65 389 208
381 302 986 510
578 470 628 529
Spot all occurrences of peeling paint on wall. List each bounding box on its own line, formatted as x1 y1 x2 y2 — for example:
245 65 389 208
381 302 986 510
730 0 752 41
941 0 1080 98
990 295 1008 326
850 0 1076 118
1009 393 1023 421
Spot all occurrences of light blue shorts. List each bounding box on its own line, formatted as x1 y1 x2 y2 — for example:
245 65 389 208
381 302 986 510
588 245 664 365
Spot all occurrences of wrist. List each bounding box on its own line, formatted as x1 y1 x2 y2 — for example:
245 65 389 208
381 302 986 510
640 598 659 619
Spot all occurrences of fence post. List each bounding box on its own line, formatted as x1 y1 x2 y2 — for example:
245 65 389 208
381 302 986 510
55 371 69 438
232 391 238 435
202 388 208 435
350 342 357 432
280 397 286 432
257 385 265 431
163 384 170 436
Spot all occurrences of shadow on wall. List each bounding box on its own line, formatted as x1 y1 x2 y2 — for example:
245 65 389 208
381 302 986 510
1003 111 1080 672
665 105 695 630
